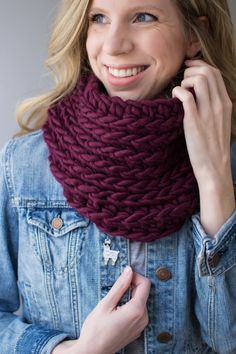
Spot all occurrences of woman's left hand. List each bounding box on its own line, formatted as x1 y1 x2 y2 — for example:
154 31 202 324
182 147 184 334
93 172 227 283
172 59 235 236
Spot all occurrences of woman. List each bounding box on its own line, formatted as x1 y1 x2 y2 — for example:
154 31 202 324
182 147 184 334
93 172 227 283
0 0 236 353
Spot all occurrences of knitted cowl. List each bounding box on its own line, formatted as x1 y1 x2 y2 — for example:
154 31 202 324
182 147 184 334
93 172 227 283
43 74 199 242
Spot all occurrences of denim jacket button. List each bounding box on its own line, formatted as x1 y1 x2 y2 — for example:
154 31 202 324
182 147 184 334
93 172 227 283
155 267 172 281
156 332 173 343
51 217 63 230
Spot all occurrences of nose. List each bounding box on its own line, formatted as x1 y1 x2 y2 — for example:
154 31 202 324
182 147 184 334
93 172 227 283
103 23 134 56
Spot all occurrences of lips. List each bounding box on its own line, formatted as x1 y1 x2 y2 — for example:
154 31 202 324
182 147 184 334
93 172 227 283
106 66 147 89
104 64 149 88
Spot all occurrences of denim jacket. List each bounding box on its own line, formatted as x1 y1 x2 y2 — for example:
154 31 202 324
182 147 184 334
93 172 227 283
0 130 236 354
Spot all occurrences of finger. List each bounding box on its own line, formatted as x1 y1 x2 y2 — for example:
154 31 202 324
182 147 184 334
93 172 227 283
183 64 232 129
172 86 198 120
180 75 211 118
185 59 211 68
102 266 133 310
184 60 230 102
184 66 220 106
129 272 151 307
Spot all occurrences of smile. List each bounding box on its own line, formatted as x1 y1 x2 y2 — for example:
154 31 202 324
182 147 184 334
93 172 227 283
108 66 147 78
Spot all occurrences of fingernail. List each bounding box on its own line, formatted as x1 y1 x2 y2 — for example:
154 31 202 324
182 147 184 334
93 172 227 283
122 266 131 275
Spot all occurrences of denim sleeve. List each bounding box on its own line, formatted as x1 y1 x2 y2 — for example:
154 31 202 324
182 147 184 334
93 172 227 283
0 141 70 354
192 210 236 354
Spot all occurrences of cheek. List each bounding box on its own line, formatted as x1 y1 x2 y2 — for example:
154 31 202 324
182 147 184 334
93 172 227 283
86 36 93 59
148 30 187 61
166 34 187 60
140 34 176 62
86 30 99 60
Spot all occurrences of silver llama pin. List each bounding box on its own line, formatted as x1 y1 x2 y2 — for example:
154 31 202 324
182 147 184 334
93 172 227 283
103 238 119 266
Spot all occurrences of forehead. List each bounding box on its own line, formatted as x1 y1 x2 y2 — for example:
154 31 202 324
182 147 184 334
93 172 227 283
89 0 175 12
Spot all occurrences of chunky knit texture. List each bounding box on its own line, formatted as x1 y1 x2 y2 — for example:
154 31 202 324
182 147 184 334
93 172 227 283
43 74 199 242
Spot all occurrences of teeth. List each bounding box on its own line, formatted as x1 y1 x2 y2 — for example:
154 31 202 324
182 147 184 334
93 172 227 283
133 68 138 76
108 66 145 78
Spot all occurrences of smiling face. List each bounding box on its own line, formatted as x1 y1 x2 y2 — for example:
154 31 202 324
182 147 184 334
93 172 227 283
86 0 198 101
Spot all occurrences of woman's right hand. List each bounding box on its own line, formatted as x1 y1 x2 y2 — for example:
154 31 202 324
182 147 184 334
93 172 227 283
52 266 151 354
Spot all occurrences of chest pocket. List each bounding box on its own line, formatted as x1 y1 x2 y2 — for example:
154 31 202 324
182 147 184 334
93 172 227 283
27 207 89 275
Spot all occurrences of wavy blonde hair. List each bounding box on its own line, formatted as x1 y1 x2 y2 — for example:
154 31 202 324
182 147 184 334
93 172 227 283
16 0 236 136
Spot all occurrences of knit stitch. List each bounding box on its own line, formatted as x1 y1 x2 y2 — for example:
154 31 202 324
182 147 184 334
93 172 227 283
43 74 199 242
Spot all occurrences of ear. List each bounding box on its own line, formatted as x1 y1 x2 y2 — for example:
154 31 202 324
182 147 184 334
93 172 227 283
185 16 208 59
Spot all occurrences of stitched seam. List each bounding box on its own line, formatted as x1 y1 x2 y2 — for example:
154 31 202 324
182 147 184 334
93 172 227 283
15 326 62 354
208 277 216 351
4 139 16 200
69 232 80 338
3 140 20 224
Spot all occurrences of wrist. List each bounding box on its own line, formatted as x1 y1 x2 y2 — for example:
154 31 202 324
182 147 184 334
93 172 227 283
73 339 88 354
52 339 84 354
198 172 236 236
195 156 232 188
75 338 110 354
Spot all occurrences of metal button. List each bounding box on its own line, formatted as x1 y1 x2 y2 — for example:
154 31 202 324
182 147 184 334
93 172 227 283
156 332 173 343
209 253 220 267
155 267 172 281
51 217 63 230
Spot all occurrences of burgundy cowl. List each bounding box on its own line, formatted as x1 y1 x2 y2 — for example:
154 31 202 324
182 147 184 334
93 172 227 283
43 74 199 242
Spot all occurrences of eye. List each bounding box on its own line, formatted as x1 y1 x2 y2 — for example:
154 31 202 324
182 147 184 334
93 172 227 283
134 12 158 23
89 13 107 24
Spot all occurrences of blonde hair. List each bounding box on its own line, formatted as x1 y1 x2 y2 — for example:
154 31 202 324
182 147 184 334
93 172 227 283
16 0 91 135
16 0 236 137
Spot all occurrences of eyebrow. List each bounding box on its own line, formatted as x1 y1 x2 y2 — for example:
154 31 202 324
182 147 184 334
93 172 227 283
89 5 164 14
127 5 164 13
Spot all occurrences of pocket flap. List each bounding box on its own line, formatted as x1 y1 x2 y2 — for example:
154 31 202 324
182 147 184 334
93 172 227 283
27 208 89 237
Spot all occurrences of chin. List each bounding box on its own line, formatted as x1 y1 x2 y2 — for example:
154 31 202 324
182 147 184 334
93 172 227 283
109 90 149 101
